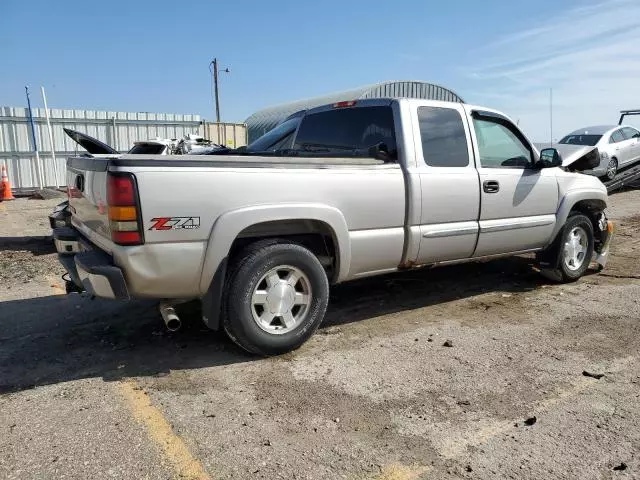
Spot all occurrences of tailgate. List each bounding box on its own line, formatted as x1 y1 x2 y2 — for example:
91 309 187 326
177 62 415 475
67 157 112 243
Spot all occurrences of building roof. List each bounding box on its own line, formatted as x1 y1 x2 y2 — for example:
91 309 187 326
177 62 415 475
566 125 618 136
244 80 464 142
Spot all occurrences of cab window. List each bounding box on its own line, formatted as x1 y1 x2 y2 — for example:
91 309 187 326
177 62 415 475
417 106 469 167
293 106 397 160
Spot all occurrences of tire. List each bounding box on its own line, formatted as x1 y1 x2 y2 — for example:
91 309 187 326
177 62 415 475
539 213 594 283
223 240 329 356
604 158 618 181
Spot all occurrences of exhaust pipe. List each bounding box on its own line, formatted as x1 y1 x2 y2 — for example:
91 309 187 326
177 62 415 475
159 302 181 332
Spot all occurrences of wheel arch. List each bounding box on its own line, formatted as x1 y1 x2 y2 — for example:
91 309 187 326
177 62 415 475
199 204 350 330
549 191 607 244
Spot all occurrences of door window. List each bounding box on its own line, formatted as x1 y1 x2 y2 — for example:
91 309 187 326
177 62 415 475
621 127 640 140
610 130 625 143
472 117 533 168
417 106 469 167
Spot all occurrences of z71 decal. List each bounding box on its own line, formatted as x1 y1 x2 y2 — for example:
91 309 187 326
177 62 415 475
149 217 200 231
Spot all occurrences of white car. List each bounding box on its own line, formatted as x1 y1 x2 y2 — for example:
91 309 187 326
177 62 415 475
558 125 640 180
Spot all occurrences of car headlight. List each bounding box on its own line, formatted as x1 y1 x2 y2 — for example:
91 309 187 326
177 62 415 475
600 151 609 159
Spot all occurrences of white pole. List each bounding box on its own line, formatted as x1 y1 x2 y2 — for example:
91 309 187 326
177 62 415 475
41 86 58 188
25 86 44 189
550 87 553 147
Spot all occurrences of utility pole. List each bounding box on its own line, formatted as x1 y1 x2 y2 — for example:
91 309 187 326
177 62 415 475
210 58 230 123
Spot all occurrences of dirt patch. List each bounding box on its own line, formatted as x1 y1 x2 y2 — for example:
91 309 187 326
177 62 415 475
0 238 63 285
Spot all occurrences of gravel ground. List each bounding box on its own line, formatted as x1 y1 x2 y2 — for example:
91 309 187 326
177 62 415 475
1 191 639 479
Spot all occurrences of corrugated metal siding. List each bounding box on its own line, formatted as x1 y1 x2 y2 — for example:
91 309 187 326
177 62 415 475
0 107 245 190
244 80 464 142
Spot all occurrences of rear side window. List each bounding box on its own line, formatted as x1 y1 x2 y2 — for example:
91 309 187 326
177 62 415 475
418 107 469 167
621 127 640 139
610 130 625 143
293 106 396 159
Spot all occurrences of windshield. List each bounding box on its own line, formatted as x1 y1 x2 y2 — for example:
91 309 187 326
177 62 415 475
246 115 302 152
128 144 167 154
558 134 602 146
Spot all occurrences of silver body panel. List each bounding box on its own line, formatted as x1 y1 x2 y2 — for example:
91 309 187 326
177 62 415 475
61 98 609 300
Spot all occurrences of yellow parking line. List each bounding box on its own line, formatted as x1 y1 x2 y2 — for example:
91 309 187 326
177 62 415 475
117 380 211 480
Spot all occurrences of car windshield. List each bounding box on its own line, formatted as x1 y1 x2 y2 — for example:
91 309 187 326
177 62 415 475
246 115 302 152
558 134 602 146
128 144 167 154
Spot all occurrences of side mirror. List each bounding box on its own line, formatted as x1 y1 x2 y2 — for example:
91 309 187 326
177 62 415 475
537 148 562 169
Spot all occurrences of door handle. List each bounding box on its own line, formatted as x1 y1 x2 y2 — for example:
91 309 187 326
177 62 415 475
483 180 500 193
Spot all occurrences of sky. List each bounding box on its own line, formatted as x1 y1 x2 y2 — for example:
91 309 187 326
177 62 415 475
2 0 639 141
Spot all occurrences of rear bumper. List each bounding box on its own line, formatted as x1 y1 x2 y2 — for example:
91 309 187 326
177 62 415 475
53 227 129 299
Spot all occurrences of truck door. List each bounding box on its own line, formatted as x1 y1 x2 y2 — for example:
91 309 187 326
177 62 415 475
467 109 559 257
411 102 480 264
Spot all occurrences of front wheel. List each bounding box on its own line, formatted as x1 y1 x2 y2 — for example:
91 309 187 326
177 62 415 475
539 214 594 282
223 240 329 356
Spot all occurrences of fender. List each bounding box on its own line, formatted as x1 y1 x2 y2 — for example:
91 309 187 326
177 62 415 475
199 203 351 330
547 188 608 245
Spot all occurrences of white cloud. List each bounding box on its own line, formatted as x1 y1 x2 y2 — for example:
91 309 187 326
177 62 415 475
466 0 640 141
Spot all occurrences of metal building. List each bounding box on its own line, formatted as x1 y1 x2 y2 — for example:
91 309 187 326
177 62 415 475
0 107 247 190
244 80 464 142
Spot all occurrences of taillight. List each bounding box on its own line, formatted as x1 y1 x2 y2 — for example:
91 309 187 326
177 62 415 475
107 173 143 245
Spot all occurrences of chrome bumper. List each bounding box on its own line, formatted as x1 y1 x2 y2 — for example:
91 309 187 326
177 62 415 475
53 227 129 300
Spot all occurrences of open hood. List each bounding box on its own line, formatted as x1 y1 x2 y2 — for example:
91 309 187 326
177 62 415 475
535 143 599 168
63 128 119 155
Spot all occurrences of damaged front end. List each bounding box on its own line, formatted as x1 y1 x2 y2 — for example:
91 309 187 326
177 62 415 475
594 212 614 270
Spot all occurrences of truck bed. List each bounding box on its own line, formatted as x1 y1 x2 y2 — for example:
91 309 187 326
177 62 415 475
68 154 386 171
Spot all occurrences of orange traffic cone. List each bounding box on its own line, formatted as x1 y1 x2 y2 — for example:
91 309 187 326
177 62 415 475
1 165 15 201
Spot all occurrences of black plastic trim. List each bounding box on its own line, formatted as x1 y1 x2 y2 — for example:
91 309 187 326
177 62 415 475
53 226 79 242
201 257 228 331
75 251 129 299
49 208 71 229
58 253 83 288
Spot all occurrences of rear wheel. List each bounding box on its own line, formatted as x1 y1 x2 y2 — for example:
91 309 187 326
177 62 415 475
539 214 594 282
223 240 329 356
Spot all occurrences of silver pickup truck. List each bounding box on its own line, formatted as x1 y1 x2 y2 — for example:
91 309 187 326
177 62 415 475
52 98 613 355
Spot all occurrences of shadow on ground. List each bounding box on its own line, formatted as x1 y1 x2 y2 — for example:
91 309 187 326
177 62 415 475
0 255 571 394
0 236 56 255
